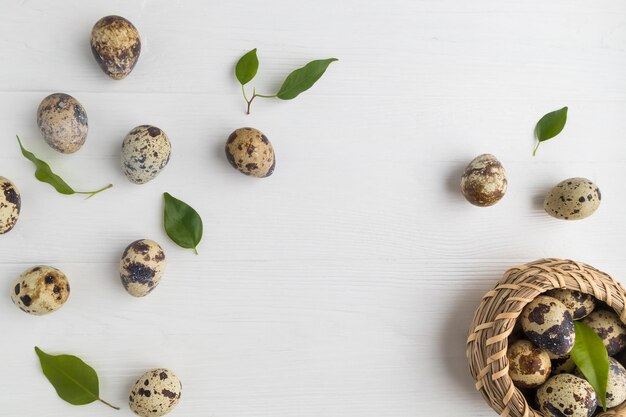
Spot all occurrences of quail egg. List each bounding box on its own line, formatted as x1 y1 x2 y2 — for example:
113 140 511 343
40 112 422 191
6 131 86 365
91 15 141 80
582 310 626 356
120 239 166 297
37 93 88 154
129 368 182 417
10 266 70 315
544 177 601 220
225 127 275 178
0 177 20 234
551 355 576 374
536 374 597 417
576 357 626 408
546 289 596 320
520 295 575 357
460 154 507 207
121 125 171 184
507 339 551 389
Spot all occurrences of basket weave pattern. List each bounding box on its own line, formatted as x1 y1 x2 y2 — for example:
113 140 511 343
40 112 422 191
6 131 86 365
466 258 626 417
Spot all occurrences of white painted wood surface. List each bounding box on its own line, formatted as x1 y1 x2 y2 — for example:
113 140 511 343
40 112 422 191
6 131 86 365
1 0 626 415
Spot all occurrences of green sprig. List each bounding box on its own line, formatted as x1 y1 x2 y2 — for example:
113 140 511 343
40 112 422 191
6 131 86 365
235 49 337 114
16 136 112 198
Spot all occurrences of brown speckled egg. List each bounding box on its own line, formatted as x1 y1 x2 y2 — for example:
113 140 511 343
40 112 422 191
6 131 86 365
120 239 166 297
520 295 575 357
10 266 70 315
37 93 88 153
129 368 182 417
91 15 141 80
576 357 626 408
225 127 275 178
546 289 596 320
507 340 551 389
582 310 626 356
460 154 507 207
544 177 601 220
121 125 171 184
606 358 626 408
551 355 576 374
0 177 20 234
536 374 597 417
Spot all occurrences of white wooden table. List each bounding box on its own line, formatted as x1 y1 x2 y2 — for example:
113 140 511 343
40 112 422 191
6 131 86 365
1 1 625 416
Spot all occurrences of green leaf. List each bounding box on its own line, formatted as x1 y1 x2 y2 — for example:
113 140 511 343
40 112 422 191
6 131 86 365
34 347 119 410
236 48 259 85
164 192 203 254
533 106 568 156
16 136 112 198
276 58 338 100
18 136 74 194
571 321 609 411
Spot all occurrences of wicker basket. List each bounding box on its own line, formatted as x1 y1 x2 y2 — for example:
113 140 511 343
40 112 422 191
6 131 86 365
466 258 626 417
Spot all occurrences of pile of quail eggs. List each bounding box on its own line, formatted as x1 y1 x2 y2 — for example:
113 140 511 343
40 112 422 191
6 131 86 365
507 289 626 417
461 154 602 220
0 14 277 232
0 13 283 417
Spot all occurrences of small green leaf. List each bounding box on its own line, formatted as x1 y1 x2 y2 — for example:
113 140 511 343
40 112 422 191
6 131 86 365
236 48 259 85
18 136 74 194
34 347 119 410
16 136 112 198
571 321 609 411
276 58 338 100
533 106 568 156
164 192 203 254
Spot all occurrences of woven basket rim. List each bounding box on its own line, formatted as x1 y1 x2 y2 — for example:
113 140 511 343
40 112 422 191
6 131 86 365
466 258 626 417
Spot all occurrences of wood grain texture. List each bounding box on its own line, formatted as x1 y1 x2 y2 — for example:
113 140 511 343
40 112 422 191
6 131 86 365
0 0 625 416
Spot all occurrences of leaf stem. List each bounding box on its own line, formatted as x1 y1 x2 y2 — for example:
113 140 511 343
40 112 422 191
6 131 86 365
76 184 113 199
241 86 277 115
241 84 249 103
99 398 120 410
193 247 199 255
532 141 540 157
246 94 256 115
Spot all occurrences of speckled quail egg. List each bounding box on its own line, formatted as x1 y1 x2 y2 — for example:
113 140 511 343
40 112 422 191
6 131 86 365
10 266 70 315
521 295 575 357
0 177 20 234
121 125 171 184
460 154 507 207
120 239 166 297
582 310 626 356
129 368 182 417
551 355 576 374
507 339 551 389
225 127 275 178
544 177 601 220
576 357 626 408
536 374 597 417
91 15 141 80
37 93 88 154
546 289 596 320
